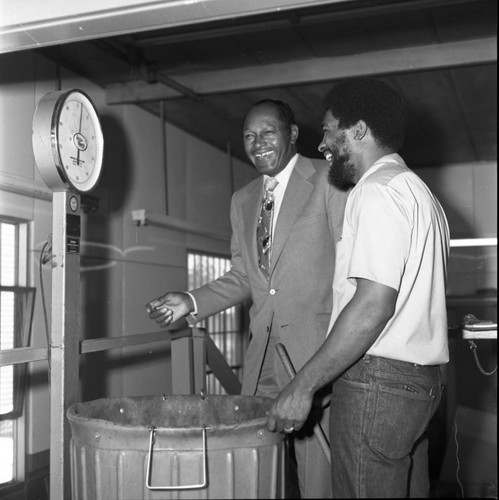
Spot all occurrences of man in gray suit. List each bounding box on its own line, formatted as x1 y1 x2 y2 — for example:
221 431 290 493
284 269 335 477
146 99 348 498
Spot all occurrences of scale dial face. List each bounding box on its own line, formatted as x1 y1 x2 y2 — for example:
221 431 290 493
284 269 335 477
33 89 104 193
56 93 102 191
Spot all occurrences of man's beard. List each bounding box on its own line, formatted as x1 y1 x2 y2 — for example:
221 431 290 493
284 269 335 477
327 151 356 190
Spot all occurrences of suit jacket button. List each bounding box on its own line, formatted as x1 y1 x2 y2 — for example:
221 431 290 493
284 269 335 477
269 289 276 295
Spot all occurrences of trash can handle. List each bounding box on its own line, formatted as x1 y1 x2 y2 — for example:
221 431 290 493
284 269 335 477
145 426 208 491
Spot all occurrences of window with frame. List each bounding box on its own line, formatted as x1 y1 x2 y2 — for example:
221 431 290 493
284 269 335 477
0 218 33 486
187 251 247 394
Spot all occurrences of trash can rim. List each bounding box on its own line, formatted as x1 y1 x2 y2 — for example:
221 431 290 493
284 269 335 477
67 394 274 432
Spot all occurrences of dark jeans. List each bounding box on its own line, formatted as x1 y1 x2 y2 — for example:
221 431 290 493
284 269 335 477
330 354 443 498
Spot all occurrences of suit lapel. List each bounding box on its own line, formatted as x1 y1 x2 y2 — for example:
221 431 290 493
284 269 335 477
239 156 317 279
270 156 316 273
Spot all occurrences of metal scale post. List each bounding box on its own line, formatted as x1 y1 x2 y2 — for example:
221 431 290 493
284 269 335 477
32 89 104 499
49 191 82 499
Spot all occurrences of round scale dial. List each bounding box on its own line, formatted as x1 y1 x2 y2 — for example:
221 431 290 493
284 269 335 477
32 89 104 193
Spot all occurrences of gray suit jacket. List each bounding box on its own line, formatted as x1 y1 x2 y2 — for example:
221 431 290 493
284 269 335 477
191 154 349 395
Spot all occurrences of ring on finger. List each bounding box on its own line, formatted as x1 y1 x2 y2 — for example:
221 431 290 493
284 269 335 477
284 424 295 433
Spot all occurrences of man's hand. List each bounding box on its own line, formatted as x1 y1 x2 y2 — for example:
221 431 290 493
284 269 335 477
266 376 314 434
145 292 192 328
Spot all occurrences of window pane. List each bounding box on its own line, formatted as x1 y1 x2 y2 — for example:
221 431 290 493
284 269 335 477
0 420 14 483
0 220 27 486
187 251 244 394
0 365 14 415
0 291 15 349
1 223 16 286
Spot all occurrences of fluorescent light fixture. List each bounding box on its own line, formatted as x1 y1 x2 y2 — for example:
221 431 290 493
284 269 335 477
450 237 497 248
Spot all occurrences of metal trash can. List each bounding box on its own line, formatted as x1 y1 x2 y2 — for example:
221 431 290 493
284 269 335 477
67 395 287 499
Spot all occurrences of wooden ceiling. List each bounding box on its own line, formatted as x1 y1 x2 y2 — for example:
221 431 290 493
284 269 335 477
36 0 497 168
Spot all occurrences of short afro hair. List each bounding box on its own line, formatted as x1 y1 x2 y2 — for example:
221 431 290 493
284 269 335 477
324 78 409 151
247 99 297 132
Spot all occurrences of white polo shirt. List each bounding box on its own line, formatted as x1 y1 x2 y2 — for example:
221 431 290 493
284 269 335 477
327 154 450 365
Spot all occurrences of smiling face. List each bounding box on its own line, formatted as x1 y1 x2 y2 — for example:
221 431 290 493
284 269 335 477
318 110 357 189
243 103 298 177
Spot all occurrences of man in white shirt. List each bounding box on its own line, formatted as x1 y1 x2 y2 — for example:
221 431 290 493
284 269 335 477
266 79 450 498
146 100 349 497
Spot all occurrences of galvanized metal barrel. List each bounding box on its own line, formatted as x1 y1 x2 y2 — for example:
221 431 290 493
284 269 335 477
67 394 286 499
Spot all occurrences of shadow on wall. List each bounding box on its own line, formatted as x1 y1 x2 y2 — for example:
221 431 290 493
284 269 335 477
79 112 134 401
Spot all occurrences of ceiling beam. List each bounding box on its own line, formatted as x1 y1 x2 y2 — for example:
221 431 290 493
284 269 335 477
135 0 479 47
0 0 349 54
106 37 497 105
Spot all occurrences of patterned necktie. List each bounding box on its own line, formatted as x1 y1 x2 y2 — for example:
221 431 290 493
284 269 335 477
257 176 279 275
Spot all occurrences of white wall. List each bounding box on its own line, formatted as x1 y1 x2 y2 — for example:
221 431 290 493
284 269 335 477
416 162 497 320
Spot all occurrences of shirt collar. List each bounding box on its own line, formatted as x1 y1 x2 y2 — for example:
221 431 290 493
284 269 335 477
263 153 298 192
357 153 405 185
